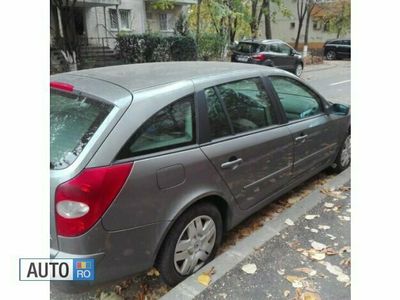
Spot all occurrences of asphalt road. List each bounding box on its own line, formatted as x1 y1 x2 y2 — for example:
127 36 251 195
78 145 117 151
302 60 351 105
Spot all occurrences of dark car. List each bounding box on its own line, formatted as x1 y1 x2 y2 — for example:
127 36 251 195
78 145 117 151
324 39 351 60
231 39 304 77
50 62 350 290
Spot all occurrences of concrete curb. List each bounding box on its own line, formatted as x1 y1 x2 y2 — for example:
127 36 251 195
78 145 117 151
161 169 350 300
303 62 337 73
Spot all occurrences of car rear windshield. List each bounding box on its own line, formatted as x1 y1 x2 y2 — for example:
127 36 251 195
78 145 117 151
50 89 113 170
237 42 259 53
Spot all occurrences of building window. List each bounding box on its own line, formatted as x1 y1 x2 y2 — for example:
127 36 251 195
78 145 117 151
290 22 295 29
313 21 321 30
109 9 131 30
160 13 168 31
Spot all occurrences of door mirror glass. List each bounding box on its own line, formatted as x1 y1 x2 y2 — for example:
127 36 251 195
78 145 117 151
328 103 350 115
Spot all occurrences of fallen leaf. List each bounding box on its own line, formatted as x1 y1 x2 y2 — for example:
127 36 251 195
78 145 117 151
324 202 334 208
320 261 351 284
197 274 211 286
294 267 317 276
338 186 351 192
340 258 351 267
311 241 327 251
338 215 351 221
146 267 160 277
308 249 326 260
284 290 290 297
292 280 303 288
285 218 295 226
318 225 330 230
305 214 320 220
242 263 257 274
286 275 306 283
99 292 124 300
310 228 319 233
277 269 285 275
324 247 337 256
337 273 351 283
302 291 322 300
326 234 336 240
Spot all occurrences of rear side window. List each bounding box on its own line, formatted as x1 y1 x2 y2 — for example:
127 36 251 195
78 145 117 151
50 90 113 170
215 78 278 134
237 43 259 53
117 95 196 159
270 77 322 121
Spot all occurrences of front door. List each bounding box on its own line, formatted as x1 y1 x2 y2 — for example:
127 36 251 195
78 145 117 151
199 77 294 210
268 76 338 178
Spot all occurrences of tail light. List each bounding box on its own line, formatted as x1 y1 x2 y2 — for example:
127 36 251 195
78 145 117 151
252 53 267 62
55 163 133 237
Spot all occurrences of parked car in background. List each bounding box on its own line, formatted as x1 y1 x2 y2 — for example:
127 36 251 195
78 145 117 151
231 39 304 77
51 62 350 290
324 39 351 60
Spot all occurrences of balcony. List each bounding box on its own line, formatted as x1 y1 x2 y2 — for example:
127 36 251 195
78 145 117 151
145 0 198 5
74 0 121 7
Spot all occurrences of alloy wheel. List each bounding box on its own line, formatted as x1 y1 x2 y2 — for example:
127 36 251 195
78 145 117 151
295 64 303 77
340 135 351 167
174 215 216 275
326 50 336 60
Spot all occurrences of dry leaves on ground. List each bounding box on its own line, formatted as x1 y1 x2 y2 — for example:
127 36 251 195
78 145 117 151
320 188 348 199
241 263 257 274
311 241 327 251
146 268 160 277
305 214 320 220
285 218 295 226
197 267 216 286
294 267 317 276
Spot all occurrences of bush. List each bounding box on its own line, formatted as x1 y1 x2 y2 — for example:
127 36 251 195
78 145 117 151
116 33 197 63
198 33 227 61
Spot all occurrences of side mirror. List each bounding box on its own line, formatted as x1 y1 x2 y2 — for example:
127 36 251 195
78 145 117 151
327 103 350 115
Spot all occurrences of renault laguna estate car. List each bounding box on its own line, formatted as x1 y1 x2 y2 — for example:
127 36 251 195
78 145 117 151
50 62 350 289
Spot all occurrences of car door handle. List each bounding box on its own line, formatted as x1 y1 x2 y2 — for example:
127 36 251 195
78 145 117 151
221 158 243 170
295 134 308 142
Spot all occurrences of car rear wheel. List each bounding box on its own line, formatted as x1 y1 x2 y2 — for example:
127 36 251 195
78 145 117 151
326 50 336 60
156 202 223 286
332 134 351 172
295 63 303 77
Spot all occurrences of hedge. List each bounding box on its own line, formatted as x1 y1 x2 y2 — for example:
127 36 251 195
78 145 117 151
116 34 197 63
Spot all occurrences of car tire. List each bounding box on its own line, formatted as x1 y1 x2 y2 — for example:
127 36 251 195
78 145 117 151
332 134 351 172
326 50 336 60
156 202 223 286
295 63 303 77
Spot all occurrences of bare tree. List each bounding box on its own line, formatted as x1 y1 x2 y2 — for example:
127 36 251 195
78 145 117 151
250 0 268 38
294 0 308 50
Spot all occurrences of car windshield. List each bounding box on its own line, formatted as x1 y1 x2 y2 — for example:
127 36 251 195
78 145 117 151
237 42 259 53
50 89 113 170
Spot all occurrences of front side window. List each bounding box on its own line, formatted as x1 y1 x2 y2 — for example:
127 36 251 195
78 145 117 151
279 43 292 55
50 90 113 170
270 77 322 121
117 96 195 159
215 78 278 134
270 43 280 53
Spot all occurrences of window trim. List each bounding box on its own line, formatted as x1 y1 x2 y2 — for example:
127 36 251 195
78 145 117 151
200 76 282 143
266 75 329 124
114 94 197 161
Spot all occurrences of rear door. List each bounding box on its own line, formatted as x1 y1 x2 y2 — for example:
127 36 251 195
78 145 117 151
199 77 294 210
267 76 339 178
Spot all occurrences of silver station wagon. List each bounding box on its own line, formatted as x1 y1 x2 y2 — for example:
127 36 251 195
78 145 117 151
50 62 350 289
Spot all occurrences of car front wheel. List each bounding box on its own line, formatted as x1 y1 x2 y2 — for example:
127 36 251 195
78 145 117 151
295 63 303 77
332 134 351 172
156 202 223 286
326 50 336 60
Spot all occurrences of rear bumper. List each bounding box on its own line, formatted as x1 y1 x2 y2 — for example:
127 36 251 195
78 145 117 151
51 220 171 292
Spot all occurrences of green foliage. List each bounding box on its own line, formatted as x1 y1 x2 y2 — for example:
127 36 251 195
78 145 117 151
175 13 191 36
116 34 197 63
323 0 351 37
151 0 175 10
197 33 226 60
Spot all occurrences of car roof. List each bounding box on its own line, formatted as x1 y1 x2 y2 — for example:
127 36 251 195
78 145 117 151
56 61 286 93
239 39 283 44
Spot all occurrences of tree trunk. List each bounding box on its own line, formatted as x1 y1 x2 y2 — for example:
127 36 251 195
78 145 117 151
303 5 313 56
294 0 308 50
196 0 202 45
264 1 272 39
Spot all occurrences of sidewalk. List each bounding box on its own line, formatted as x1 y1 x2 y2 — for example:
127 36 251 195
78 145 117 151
163 170 350 300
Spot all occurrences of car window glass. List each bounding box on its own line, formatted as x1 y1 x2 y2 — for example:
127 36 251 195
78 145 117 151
237 43 259 53
344 40 350 45
270 43 279 53
279 43 291 55
204 88 232 139
216 78 278 134
117 96 195 158
258 45 266 52
270 77 322 121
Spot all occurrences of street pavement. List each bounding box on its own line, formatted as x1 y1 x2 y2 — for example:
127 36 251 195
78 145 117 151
302 60 351 105
194 183 351 300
